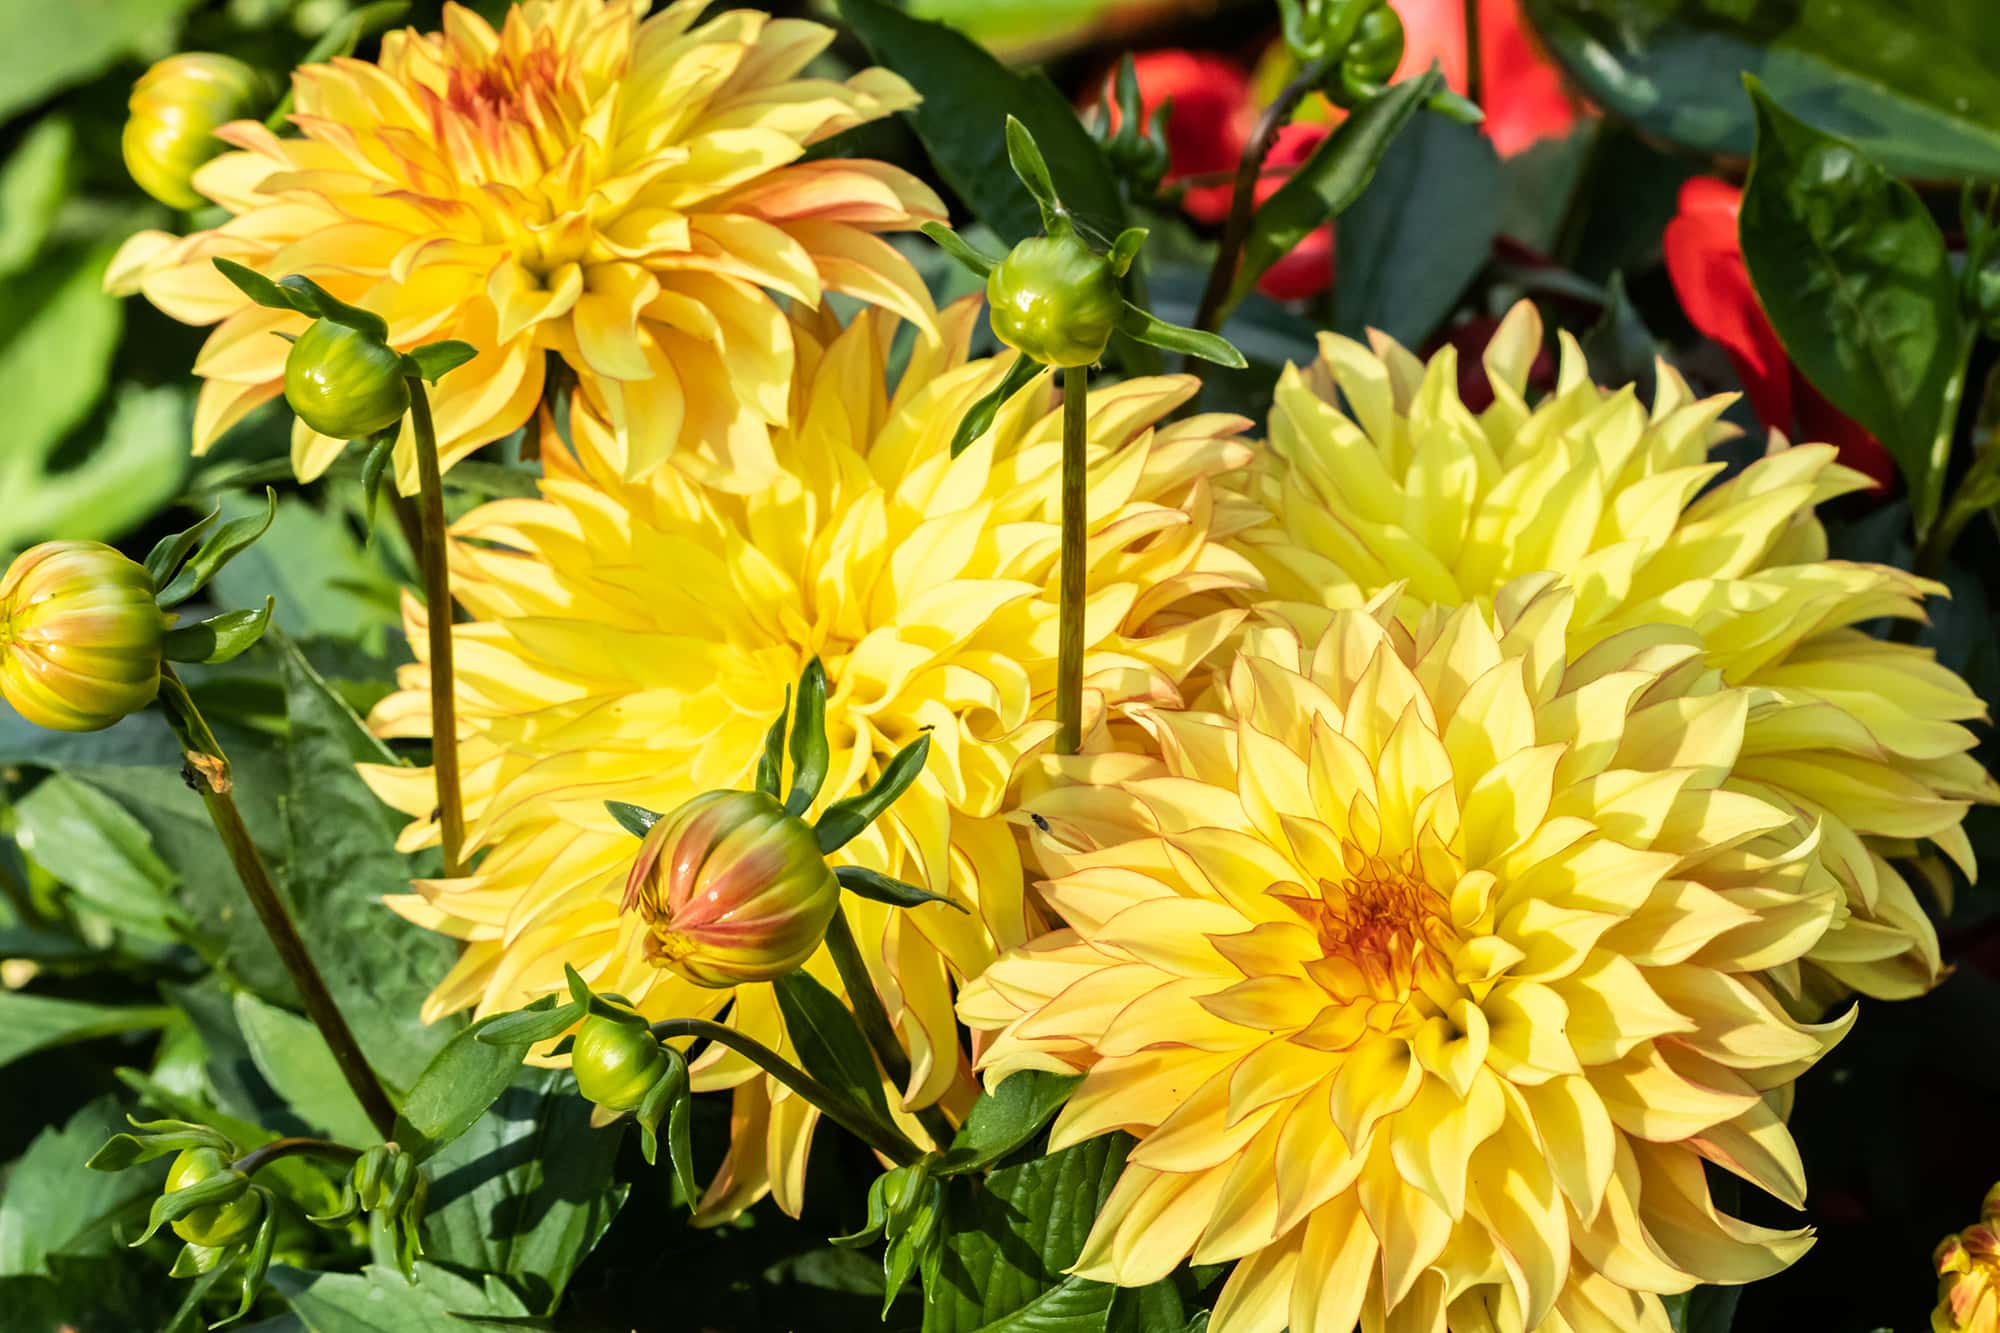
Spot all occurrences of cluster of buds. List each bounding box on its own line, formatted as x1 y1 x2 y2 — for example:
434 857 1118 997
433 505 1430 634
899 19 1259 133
1 497 278 733
1081 56 1172 202
1277 0 1407 106
834 1155 946 1315
311 1142 427 1276
1936 1183 2000 1333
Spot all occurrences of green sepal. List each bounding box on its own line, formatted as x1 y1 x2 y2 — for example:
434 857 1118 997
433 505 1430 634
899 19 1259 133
831 1170 891 1247
755 684 792 798
635 1047 696 1211
156 487 278 608
210 259 389 341
88 1118 233 1172
144 509 219 589
1107 227 1148 278
1004 116 1066 234
815 733 931 853
163 597 275 665
949 354 1042 458
307 1176 361 1226
353 1144 388 1212
920 221 1004 279
359 432 395 542
1425 86 1483 124
835 864 966 914
1116 303 1246 368
132 1169 251 1246
223 1199 278 1327
606 801 662 838
403 340 478 383
170 1240 228 1278
472 993 581 1046
785 658 831 816
564 963 646 1025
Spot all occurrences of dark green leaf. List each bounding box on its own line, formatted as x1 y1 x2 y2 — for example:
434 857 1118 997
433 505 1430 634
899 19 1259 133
0 1097 167 1275
164 598 275 666
0 117 72 276
12 771 182 937
392 1019 530 1162
233 991 378 1146
0 1254 177 1333
921 221 1004 279
771 971 893 1127
950 355 1043 458
816 733 929 852
1740 82 1962 515
1231 69 1440 314
1665 1286 1743 1333
1114 304 1246 369
156 487 277 608
836 0 1126 245
1521 0 2000 180
1107 1279 1187 1333
786 658 830 816
0 991 172 1072
405 340 478 383
939 1071 1082 1176
835 864 966 913
605 801 661 838
269 1262 530 1332
1333 110 1498 349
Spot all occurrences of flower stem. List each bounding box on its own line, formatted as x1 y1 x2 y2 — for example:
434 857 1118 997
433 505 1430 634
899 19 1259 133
232 1137 362 1177
155 669 398 1141
406 375 465 878
1462 0 1483 111
1913 360 2000 581
1057 365 1089 755
821 906 959 1150
649 1016 922 1165
1191 54 1335 337
1913 321 1979 543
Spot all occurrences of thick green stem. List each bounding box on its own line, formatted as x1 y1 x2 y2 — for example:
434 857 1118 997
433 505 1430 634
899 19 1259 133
232 1137 362 1178
822 907 958 1150
648 1016 921 1165
1190 55 1336 337
407 376 465 878
1914 361 2000 580
1057 366 1089 755
1914 322 1978 543
156 670 398 1141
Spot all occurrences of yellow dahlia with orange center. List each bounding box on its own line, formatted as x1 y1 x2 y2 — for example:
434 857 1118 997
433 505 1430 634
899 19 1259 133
963 585 1850 1332
107 0 942 492
1229 301 1997 1007
362 300 1258 1219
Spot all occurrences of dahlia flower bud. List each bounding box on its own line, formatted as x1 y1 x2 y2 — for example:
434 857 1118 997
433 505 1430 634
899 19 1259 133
122 54 264 210
623 789 839 987
1935 1183 2000 1333
283 320 410 440
162 1147 261 1248
572 1003 669 1112
986 232 1123 369
1 541 168 731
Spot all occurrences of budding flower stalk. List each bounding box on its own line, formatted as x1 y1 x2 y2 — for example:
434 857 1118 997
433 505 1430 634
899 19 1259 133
1937 1184 2000 1333
986 233 1123 369
0 541 168 731
121 53 263 210
624 790 840 988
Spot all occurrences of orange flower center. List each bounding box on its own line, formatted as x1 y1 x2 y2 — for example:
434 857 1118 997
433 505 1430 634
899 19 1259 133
1283 845 1456 1006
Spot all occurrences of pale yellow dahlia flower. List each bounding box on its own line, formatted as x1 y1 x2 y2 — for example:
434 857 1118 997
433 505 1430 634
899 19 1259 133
1229 302 1996 1005
362 300 1258 1219
107 0 943 492
1936 1184 2000 1333
963 585 1851 1332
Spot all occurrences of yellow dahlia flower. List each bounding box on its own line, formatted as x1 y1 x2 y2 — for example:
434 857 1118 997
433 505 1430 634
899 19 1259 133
361 299 1258 1219
1937 1184 2000 1333
106 0 943 492
963 586 1850 1332
1230 302 1996 1005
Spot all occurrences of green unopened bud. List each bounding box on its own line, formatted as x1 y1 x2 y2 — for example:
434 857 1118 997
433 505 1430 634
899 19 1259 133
122 54 264 210
573 1004 669 1112
1 541 168 732
163 1148 262 1248
623 789 839 988
985 232 1122 369
1335 5 1406 104
283 319 410 440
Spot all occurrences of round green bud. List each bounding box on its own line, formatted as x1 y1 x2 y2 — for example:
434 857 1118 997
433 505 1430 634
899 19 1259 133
283 320 410 440
1337 5 1406 104
985 232 1123 369
122 54 264 210
165 1148 261 1249
572 1007 669 1112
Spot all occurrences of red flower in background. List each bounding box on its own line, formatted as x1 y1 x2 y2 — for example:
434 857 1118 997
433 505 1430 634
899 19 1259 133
1253 122 1334 300
1664 178 1895 490
1392 0 1581 156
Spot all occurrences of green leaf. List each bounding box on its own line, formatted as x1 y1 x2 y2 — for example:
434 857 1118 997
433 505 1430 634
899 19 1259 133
233 991 379 1146
1739 82 1962 515
156 487 277 608
786 658 831 816
0 1254 176 1333
1230 70 1441 314
472 996 581 1048
210 493 403 646
921 221 1003 279
939 1071 1081 1176
1114 304 1247 369
276 635 464 1091
146 508 220 590
922 1134 1132 1333
391 1019 530 1162
605 801 660 838
835 864 966 913
420 1069 628 1314
404 340 478 383
816 733 930 852
0 1096 167 1276
1004 116 1064 232
1333 111 1499 350
950 355 1043 458
210 259 292 314
837 0 1126 245
1665 1286 1743 1333
0 0 202 123
12 771 182 936
1521 0 2000 181
0 991 172 1074
268 1262 531 1332
755 684 791 798
0 117 74 277
771 970 894 1127
164 598 276 666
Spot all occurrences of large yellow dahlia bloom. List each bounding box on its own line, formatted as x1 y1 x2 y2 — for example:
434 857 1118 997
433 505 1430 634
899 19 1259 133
107 0 942 491
1229 302 1996 1005
362 300 1258 1218
963 586 1850 1332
